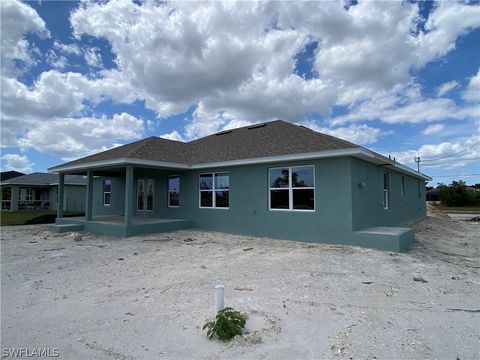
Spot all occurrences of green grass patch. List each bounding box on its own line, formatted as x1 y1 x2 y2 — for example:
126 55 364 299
0 211 82 226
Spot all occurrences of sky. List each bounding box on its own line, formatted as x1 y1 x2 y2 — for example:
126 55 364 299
0 0 479 186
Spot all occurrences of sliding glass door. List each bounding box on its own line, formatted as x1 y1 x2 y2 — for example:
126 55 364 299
137 179 154 213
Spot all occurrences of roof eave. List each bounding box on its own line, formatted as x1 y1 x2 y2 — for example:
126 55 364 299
48 148 430 181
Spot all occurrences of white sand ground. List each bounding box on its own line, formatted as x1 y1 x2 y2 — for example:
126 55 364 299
1 213 479 360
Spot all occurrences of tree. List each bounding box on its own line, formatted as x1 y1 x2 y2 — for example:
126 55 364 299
437 181 475 207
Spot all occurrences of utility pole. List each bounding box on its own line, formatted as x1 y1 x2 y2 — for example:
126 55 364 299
414 156 421 172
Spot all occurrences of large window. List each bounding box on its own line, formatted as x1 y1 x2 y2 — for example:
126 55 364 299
383 172 390 209
103 179 111 206
168 175 180 207
199 172 229 208
269 166 315 211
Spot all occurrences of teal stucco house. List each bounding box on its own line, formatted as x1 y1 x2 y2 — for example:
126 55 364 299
49 120 430 252
1 172 86 212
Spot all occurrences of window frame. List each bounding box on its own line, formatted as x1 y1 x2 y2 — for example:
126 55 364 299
383 171 390 210
401 176 406 196
25 188 33 202
145 178 154 212
199 172 230 209
168 175 180 208
268 165 315 212
103 179 112 207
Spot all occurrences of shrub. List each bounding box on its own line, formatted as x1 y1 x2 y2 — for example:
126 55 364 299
203 307 246 341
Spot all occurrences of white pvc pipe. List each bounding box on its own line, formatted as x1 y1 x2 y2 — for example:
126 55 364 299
215 284 225 314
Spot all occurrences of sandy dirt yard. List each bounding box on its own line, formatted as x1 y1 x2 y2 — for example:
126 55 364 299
1 214 479 360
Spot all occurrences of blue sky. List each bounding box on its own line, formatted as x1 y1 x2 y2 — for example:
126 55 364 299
1 0 479 186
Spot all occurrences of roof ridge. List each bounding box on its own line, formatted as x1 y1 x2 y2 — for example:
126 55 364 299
124 136 157 158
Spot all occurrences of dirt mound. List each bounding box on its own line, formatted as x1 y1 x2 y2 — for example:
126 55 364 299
426 202 450 219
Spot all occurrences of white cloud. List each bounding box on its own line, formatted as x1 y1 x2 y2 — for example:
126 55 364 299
462 69 480 103
46 50 68 69
0 0 50 75
330 83 480 125
84 47 103 68
302 121 385 145
1 154 34 173
2 0 480 161
1 69 137 122
159 130 185 142
422 123 445 135
53 40 81 56
68 0 480 137
436 81 459 97
391 122 480 170
17 113 145 160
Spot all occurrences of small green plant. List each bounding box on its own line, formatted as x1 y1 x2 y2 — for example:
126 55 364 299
203 307 246 341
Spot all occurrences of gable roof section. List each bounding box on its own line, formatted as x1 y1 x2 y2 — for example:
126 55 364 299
50 120 357 168
1 172 86 186
56 136 192 168
189 120 357 163
48 120 430 180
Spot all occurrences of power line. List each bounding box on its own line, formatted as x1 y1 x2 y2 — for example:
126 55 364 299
422 157 480 167
421 141 480 162
429 173 480 178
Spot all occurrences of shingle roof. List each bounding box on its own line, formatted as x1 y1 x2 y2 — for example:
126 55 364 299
51 120 358 169
0 171 25 181
189 121 357 163
1 172 86 186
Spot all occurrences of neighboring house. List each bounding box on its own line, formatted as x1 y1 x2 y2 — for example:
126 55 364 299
49 120 430 252
0 171 25 182
426 188 439 202
1 172 86 212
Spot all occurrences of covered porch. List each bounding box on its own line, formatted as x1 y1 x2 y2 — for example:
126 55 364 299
52 164 191 237
54 215 192 237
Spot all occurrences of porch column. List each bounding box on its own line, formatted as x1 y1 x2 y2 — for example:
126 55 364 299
11 186 19 211
86 170 93 221
124 165 133 226
57 174 65 218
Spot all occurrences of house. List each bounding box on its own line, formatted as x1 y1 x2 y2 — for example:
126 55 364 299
426 188 439 202
1 172 86 212
49 120 430 252
0 171 25 182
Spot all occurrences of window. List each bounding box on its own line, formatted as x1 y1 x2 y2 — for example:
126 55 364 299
383 172 390 209
269 166 315 211
168 175 180 207
103 179 111 206
199 172 229 208
25 189 33 202
137 180 144 211
401 176 405 196
146 179 154 211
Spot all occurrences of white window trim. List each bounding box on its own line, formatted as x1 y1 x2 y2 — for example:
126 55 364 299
103 179 111 206
199 172 230 209
268 165 315 212
383 171 390 210
137 179 144 211
168 175 180 208
145 178 154 212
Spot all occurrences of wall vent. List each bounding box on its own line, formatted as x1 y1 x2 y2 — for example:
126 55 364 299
215 130 232 136
247 123 267 130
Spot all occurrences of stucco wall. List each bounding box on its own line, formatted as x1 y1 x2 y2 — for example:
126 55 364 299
88 157 426 247
50 185 86 212
350 158 426 230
